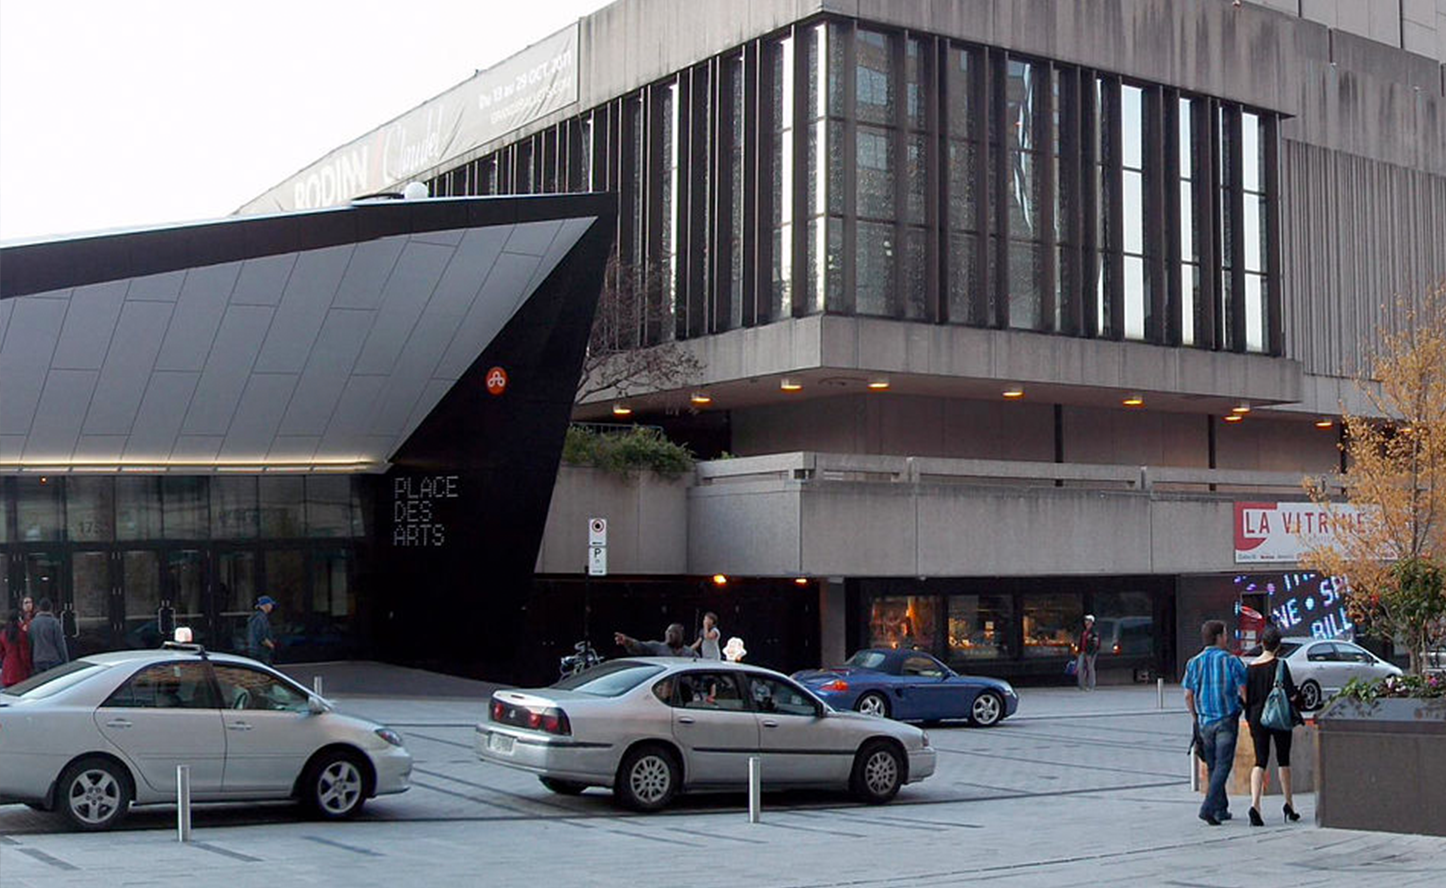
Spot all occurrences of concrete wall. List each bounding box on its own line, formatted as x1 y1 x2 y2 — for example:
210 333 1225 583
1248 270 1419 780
1061 407 1210 468
534 464 688 574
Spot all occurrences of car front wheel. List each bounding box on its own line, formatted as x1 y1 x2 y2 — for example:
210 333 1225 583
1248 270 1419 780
850 740 904 804
1299 680 1323 711
303 750 368 819
58 757 131 831
855 692 891 718
970 691 1004 727
615 744 679 812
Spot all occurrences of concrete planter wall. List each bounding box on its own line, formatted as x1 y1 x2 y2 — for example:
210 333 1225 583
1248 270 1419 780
1316 696 1446 836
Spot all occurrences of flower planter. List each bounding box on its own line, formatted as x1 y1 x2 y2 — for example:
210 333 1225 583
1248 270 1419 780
1315 696 1446 836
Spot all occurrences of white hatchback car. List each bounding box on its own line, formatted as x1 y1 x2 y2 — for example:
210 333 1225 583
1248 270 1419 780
1273 637 1405 710
0 645 412 830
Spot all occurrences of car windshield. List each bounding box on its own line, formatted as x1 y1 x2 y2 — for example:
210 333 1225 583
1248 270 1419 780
1275 642 1302 658
1 660 108 699
552 661 665 697
844 651 889 670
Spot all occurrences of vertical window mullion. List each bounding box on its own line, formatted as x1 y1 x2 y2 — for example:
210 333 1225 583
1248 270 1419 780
841 23 858 315
1264 113 1282 356
991 50 1009 329
932 37 949 323
892 32 908 319
711 58 731 333
1194 97 1219 350
1059 66 1083 337
1225 104 1246 353
1162 89 1182 346
791 24 811 319
1144 85 1167 344
1079 69 1098 338
971 47 990 327
745 41 765 326
1102 76 1124 341
1038 61 1057 334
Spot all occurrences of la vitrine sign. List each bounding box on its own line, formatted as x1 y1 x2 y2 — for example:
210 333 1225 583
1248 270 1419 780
1233 501 1375 564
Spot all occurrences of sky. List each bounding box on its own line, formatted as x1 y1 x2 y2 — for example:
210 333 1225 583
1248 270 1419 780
0 0 612 241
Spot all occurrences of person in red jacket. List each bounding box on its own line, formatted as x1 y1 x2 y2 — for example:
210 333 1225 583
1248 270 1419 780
0 610 32 688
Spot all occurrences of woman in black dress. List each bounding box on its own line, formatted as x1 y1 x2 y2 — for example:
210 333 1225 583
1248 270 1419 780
1245 624 1302 825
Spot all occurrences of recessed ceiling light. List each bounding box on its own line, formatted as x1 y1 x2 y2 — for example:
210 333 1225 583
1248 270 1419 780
780 378 803 392
1315 418 1334 429
1002 385 1025 399
690 392 712 406
1232 401 1252 414
612 403 633 417
793 577 809 586
1122 394 1145 407
1223 413 1244 423
712 574 728 586
867 378 890 391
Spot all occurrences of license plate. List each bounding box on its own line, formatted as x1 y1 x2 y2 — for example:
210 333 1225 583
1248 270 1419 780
489 732 515 754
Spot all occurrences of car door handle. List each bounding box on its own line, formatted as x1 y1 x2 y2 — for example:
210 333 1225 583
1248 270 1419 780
761 720 779 728
104 719 133 729
227 722 253 731
677 715 696 724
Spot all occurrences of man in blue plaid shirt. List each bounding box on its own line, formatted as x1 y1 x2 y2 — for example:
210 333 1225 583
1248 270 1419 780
1183 619 1247 826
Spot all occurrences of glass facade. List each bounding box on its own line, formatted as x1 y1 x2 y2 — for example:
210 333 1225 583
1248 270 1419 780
858 578 1171 678
428 17 1281 357
0 475 367 660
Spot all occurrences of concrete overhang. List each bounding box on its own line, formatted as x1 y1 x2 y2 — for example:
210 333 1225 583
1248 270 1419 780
575 314 1306 419
0 194 612 473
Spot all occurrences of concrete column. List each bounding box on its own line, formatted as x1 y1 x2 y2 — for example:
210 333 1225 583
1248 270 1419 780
819 578 847 666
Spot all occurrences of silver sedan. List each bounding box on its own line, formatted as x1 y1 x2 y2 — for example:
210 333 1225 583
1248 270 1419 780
475 658 937 811
1275 637 1404 709
0 645 412 830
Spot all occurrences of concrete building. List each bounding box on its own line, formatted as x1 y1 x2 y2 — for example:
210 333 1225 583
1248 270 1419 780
7 0 1443 685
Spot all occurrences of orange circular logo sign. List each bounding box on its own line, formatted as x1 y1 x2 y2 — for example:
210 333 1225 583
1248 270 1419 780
485 366 508 396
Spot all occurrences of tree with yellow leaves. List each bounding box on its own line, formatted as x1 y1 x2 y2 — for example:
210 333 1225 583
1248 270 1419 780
1302 280 1446 675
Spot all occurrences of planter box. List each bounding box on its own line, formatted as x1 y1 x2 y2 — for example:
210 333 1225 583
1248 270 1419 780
1316 696 1446 836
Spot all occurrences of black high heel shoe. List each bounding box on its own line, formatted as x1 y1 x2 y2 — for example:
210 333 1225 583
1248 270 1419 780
1283 803 1301 823
1248 807 1264 827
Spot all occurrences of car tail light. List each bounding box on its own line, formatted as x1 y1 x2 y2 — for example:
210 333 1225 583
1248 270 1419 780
820 679 849 692
525 707 571 736
490 700 506 722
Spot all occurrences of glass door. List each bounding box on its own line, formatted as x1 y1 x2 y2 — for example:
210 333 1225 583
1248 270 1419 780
71 550 117 656
167 549 207 647
121 550 162 648
214 550 256 653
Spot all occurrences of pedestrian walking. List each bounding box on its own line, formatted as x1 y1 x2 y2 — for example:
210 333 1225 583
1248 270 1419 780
28 598 69 675
248 595 278 665
1244 624 1303 825
692 612 722 660
18 595 36 631
1077 614 1100 690
1 610 32 687
1183 619 1247 826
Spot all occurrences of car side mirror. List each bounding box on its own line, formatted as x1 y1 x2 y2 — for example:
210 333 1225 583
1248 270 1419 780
307 696 328 715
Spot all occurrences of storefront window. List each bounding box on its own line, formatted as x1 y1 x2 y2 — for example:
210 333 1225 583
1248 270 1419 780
212 476 259 539
947 594 1013 660
867 595 938 650
162 477 209 539
304 476 352 538
259 477 305 538
1093 590 1154 658
1022 592 1082 657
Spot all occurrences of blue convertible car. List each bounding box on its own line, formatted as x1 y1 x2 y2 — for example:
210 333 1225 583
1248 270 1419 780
794 649 1019 727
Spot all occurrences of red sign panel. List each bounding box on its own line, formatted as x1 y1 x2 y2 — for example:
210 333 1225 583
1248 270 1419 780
485 366 508 396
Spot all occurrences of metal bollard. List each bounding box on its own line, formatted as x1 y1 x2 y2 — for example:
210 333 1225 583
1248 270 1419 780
747 756 761 823
1157 677 1165 709
313 676 323 696
176 765 192 842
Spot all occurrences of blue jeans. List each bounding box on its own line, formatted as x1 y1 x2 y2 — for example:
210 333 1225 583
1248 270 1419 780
1198 716 1239 818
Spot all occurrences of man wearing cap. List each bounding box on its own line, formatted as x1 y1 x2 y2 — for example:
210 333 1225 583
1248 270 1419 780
1077 614 1101 691
248 596 277 665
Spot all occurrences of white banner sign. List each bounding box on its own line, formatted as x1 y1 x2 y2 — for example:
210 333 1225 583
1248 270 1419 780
1233 501 1375 564
238 25 579 215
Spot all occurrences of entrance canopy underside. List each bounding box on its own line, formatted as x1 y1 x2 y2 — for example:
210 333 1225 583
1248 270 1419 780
0 196 606 473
